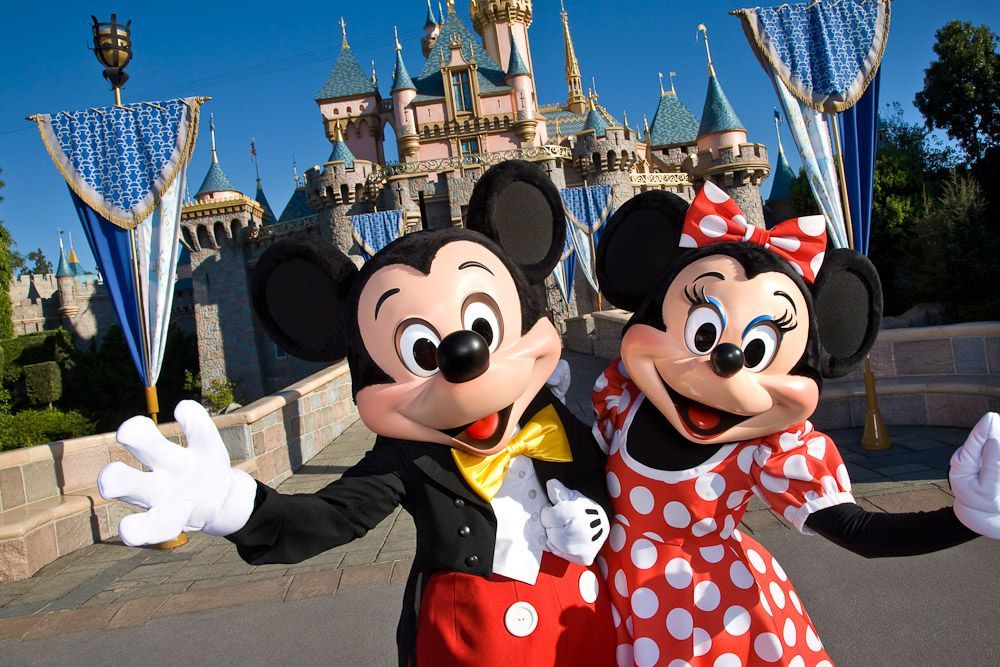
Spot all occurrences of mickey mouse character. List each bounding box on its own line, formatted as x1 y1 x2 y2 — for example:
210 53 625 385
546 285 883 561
98 161 617 666
590 182 1000 666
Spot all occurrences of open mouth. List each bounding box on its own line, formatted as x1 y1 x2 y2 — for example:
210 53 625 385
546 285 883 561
661 378 750 440
439 404 515 450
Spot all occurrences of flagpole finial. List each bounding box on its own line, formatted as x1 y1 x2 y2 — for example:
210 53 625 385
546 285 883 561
292 155 299 185
591 76 598 100
209 113 218 164
446 0 456 15
669 71 677 94
394 25 401 51
696 24 714 76
251 137 261 182
340 17 349 49
643 114 651 141
658 72 665 96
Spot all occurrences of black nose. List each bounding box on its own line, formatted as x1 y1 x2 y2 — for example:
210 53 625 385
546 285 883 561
710 343 744 378
437 330 490 383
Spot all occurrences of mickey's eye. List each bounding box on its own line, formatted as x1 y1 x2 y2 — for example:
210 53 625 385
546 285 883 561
742 321 780 372
396 320 441 377
684 305 723 355
462 294 503 352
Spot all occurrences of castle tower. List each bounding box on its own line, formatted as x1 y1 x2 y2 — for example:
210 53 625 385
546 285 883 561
315 19 384 165
391 27 420 161
690 26 769 227
647 72 699 173
560 2 586 114
55 237 79 323
572 96 638 209
504 26 538 146
421 0 442 57
469 0 533 86
195 115 242 204
764 110 797 226
252 143 276 225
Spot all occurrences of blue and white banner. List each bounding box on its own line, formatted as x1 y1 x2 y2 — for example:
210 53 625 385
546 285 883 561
560 185 614 293
33 98 204 387
350 209 405 260
734 0 890 113
551 229 576 304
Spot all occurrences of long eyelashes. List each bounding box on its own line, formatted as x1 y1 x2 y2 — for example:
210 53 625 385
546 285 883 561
685 281 798 334
774 310 797 333
684 283 709 306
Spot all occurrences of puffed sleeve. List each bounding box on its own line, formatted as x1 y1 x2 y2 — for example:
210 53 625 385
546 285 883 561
591 357 641 454
749 422 856 533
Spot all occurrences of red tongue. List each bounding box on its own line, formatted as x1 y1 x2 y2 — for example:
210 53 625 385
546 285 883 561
687 403 722 431
464 412 500 440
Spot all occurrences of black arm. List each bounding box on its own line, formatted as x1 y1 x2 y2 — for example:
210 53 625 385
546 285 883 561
226 439 407 565
805 503 978 559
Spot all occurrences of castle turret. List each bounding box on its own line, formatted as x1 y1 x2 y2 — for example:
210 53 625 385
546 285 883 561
765 110 797 225
55 238 78 321
573 96 637 209
690 25 769 227
560 2 587 114
505 26 537 145
647 72 699 170
195 115 241 204
469 0 533 83
422 0 442 57
391 27 420 161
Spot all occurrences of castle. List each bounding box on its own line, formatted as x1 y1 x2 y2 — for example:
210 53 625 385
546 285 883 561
13 0 796 402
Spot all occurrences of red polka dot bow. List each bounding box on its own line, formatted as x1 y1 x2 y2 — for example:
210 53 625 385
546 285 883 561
680 181 828 283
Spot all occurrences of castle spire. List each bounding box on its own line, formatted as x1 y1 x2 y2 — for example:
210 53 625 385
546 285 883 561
209 113 218 164
424 0 437 28
196 115 239 200
669 71 677 95
659 72 665 96
340 16 349 49
697 24 714 76
561 2 586 114
446 0 455 15
292 156 300 186
392 27 417 92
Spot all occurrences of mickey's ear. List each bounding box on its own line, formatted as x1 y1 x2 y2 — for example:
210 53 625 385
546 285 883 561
811 248 883 378
465 160 566 284
596 190 688 311
251 237 357 362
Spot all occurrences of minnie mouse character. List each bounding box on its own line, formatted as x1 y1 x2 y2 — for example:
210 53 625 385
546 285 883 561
591 182 1000 666
98 161 616 666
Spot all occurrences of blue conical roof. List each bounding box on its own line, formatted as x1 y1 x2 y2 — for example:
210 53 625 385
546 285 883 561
424 1 438 28
767 146 796 203
649 92 699 147
328 138 356 168
196 160 238 197
316 45 379 101
583 104 609 138
56 246 72 277
255 180 276 224
277 185 317 223
698 72 745 137
413 12 509 98
392 48 416 92
506 34 530 77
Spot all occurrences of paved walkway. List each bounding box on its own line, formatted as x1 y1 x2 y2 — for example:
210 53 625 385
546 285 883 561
0 352 979 643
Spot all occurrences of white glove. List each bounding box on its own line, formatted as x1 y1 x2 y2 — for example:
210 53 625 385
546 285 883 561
546 359 571 404
950 412 1000 539
540 478 609 566
98 400 258 546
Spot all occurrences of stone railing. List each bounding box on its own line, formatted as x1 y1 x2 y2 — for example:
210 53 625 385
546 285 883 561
629 171 692 187
0 361 359 582
254 214 319 239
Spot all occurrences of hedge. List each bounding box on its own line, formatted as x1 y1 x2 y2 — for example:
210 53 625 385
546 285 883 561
24 361 62 408
0 409 95 450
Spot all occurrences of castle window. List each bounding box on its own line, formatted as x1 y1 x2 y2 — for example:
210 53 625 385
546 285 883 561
451 70 472 112
460 138 480 156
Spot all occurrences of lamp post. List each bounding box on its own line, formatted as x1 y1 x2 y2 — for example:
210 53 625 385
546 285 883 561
90 14 132 106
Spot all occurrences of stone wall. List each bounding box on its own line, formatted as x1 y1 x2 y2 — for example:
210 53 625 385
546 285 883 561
0 361 360 582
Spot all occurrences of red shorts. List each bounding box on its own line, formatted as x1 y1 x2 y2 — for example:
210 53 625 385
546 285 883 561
415 551 616 666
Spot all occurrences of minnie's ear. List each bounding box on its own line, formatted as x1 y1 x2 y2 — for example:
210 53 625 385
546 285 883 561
251 237 357 362
465 160 566 284
811 248 883 378
596 190 688 311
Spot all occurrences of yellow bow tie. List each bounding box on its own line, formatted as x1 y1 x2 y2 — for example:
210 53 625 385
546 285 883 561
451 404 573 502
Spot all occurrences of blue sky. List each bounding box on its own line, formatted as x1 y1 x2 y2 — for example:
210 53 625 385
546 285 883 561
0 0 997 269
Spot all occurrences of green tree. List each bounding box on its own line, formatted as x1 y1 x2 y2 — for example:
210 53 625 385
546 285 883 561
914 21 1000 163
0 168 14 339
788 168 820 217
26 248 52 275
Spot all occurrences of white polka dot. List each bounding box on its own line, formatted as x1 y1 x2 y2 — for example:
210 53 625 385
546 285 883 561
806 626 824 652
810 251 826 277
617 360 628 376
746 549 767 573
772 557 787 582
665 557 693 589
704 181 731 203
699 214 729 238
760 471 790 494
664 501 691 528
733 215 749 232
770 235 801 253
723 605 751 636
730 560 754 589
693 627 712 657
691 517 717 537
769 582 786 609
754 632 784 662
836 464 852 492
726 490 749 509
694 580 721 611
609 524 626 552
666 607 693 640
820 475 839 495
614 569 628 597
668 661 692 667
798 215 825 237
594 373 608 391
642 531 664 543
737 445 756 473
615 643 633 667
597 555 609 580
696 472 726 501
783 618 797 647
700 545 725 563
578 570 599 603
620 388 632 409
713 654 741 667
778 432 800 451
783 455 813 481
630 486 655 514
720 515 736 540
626 615 634 637
631 587 659 619
612 605 621 628
732 529 743 542
817 662 833 667
789 590 802 613
806 436 826 459
603 421 616 444
754 447 772 467
788 656 806 667
631 539 658 570
760 589 773 616
634 638 660 667
679 232 698 248
606 471 621 498
790 261 804 276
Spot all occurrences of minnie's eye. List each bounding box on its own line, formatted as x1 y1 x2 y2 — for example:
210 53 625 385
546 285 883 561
397 321 441 377
462 295 503 352
742 322 780 372
684 306 723 355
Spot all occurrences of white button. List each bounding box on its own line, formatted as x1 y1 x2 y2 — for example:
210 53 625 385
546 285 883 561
518 471 526 479
528 489 537 499
504 601 538 637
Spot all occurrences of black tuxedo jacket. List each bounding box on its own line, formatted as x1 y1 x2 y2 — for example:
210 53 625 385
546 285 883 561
227 387 610 665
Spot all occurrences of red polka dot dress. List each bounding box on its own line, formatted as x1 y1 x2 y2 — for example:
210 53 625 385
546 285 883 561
593 359 855 667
